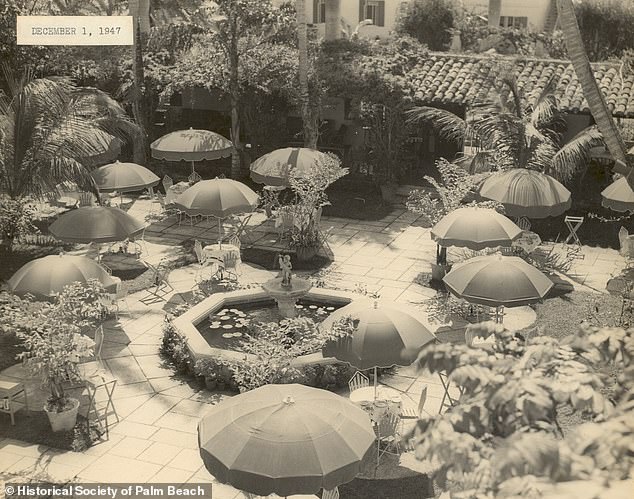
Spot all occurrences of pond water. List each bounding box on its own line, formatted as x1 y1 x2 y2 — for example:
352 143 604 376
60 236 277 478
196 299 345 351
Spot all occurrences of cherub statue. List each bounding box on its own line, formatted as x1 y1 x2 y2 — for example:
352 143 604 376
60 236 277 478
279 254 292 288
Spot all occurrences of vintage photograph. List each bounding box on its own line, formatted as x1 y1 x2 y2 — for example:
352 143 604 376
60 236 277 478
0 1 632 498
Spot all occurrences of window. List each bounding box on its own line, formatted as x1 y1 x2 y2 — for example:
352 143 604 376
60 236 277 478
359 0 385 27
313 0 326 24
499 16 528 29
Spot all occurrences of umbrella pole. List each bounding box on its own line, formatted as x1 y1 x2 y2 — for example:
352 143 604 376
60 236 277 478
218 218 222 248
191 161 195 174
374 366 378 400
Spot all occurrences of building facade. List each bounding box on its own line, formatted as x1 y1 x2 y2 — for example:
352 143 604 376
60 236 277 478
457 0 556 32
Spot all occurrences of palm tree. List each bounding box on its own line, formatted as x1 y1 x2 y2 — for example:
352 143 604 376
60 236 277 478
325 0 341 41
406 73 603 183
555 0 631 177
296 0 319 148
0 73 138 199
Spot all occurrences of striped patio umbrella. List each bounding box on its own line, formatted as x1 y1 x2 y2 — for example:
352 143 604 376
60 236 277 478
49 206 145 244
250 148 329 186
479 169 572 218
431 207 522 250
198 384 375 497
90 161 160 193
8 254 119 298
150 128 232 174
443 254 553 307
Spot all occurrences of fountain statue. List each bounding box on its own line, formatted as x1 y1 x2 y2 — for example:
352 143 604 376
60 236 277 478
261 254 312 318
278 254 292 288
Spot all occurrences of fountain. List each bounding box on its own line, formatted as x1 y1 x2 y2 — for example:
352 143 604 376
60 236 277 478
261 254 312 318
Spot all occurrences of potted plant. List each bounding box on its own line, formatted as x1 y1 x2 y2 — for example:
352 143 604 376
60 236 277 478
289 224 321 261
18 323 94 432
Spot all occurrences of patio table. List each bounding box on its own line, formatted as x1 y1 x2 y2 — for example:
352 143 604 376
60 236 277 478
350 385 402 422
203 243 241 264
165 181 190 204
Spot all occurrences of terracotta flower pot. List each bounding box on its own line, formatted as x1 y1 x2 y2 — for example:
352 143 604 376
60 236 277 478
296 245 318 262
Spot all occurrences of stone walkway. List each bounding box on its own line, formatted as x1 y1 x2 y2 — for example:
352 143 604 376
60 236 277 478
1 198 627 496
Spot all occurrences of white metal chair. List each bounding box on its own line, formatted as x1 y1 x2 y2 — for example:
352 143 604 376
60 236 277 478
619 226 634 268
322 487 339 499
79 192 94 206
375 412 402 468
564 215 584 247
193 240 215 284
401 386 428 419
140 260 174 304
162 175 173 192
188 171 202 184
275 207 295 242
348 371 370 393
226 233 242 250
112 281 133 320
221 252 241 281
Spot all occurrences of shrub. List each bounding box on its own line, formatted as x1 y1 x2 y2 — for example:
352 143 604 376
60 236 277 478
396 0 454 51
160 316 194 375
0 196 38 250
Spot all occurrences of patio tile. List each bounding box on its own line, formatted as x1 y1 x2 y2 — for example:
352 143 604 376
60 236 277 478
368 267 404 280
109 381 155 401
378 278 411 289
127 394 181 425
150 429 199 450
128 344 160 357
136 354 177 379
167 448 204 472
147 466 194 484
171 399 213 418
375 286 404 301
109 436 153 459
6 456 82 482
78 454 162 483
204 480 241 499
154 412 200 434
0 439 48 458
81 433 126 457
45 449 99 469
148 376 197 394
105 357 148 385
0 451 24 472
137 442 183 466
333 264 370 276
111 420 158 439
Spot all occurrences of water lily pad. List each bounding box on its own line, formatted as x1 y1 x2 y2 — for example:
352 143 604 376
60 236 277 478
210 324 221 329
295 304 304 309
222 324 233 329
220 316 232 321
222 333 233 338
326 306 335 311
232 332 243 338
229 308 239 313
308 305 317 309
234 323 244 328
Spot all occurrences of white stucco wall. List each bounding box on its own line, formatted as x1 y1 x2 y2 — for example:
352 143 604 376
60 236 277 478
457 0 552 31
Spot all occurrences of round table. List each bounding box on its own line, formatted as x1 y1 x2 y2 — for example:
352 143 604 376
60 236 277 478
350 385 402 422
203 243 241 263
165 181 190 204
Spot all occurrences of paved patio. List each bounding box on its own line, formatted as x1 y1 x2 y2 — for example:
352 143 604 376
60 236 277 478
0 198 627 494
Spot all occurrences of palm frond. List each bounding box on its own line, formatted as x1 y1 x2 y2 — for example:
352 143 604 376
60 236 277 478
405 106 467 143
550 126 604 182
529 74 559 128
454 150 496 174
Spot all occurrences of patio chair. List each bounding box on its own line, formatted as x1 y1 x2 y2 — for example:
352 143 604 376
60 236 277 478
129 228 148 257
619 227 634 268
226 233 242 250
140 261 174 304
438 371 459 413
348 371 370 394
401 386 428 419
322 487 339 499
231 213 254 246
162 175 173 192
275 207 295 242
375 412 402 468
112 281 133 320
220 252 241 281
156 192 178 217
79 192 94 206
188 171 202 184
193 240 215 285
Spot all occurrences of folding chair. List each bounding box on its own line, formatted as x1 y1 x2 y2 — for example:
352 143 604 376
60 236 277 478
515 216 532 231
231 213 254 246
140 261 174 304
401 386 427 419
563 216 584 247
162 175 173 192
193 240 215 285
375 413 402 469
348 371 370 393
322 487 340 499
129 228 148 257
438 371 458 413
220 252 241 281
112 281 133 320
81 326 119 438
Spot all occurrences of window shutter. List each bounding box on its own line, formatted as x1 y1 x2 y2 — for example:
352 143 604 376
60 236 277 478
359 0 365 22
377 1 385 27
313 0 319 24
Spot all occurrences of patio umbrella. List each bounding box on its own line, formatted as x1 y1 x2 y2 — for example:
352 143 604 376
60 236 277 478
321 300 437 398
8 254 119 298
479 169 572 218
250 147 329 186
174 178 258 242
601 175 634 212
49 206 145 244
150 128 232 174
443 254 553 308
431 207 522 250
90 161 160 193
198 383 375 497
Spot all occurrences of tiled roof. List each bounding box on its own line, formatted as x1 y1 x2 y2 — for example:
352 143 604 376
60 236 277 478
409 53 634 118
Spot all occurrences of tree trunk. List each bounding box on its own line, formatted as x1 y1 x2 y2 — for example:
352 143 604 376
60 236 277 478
229 24 243 178
129 0 150 164
297 0 319 148
556 0 630 176
488 0 502 28
325 0 341 41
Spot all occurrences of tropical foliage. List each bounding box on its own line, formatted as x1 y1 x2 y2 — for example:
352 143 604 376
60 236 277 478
0 73 138 199
0 197 37 249
406 72 604 182
408 321 634 497
396 0 454 51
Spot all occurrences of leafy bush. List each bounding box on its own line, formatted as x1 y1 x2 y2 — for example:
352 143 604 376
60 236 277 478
407 321 634 496
55 279 110 328
0 197 38 250
160 316 194 375
396 0 454 51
